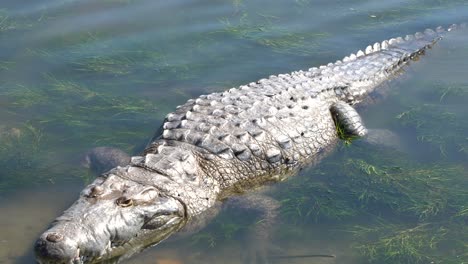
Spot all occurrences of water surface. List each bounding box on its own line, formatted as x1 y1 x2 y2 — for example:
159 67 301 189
0 0 467 263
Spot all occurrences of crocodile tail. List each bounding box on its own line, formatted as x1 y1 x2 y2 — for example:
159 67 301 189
345 23 465 71
313 23 466 104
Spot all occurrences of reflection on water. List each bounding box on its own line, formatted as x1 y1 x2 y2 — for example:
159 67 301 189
0 0 467 263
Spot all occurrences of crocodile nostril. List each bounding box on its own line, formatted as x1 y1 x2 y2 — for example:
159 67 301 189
46 233 64 243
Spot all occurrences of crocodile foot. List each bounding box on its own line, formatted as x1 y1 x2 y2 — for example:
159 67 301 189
364 128 403 151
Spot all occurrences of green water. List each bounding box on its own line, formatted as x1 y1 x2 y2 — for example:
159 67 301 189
0 0 467 263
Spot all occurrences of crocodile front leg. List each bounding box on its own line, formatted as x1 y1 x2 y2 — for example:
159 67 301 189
331 101 368 138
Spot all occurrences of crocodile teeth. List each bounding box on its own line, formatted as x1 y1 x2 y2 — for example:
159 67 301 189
365 45 373 54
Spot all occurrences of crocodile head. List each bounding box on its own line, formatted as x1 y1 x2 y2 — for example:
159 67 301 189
34 173 186 264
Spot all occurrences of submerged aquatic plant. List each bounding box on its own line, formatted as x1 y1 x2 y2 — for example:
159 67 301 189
0 8 52 35
351 220 467 264
397 89 468 158
0 123 43 193
0 9 32 32
270 141 467 263
0 60 15 71
352 223 439 263
218 12 328 56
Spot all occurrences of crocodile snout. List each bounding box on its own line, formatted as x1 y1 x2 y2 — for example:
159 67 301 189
35 232 80 264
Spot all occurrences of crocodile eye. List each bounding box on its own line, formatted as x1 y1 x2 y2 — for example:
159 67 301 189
116 197 133 207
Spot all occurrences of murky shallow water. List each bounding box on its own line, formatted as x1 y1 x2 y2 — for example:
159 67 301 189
0 0 467 263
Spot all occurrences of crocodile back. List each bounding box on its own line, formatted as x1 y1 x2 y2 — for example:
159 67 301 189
147 74 339 196
136 25 458 206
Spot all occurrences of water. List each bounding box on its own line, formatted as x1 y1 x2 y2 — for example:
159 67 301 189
0 0 467 263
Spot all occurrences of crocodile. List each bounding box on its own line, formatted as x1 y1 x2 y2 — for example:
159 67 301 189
34 24 464 264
